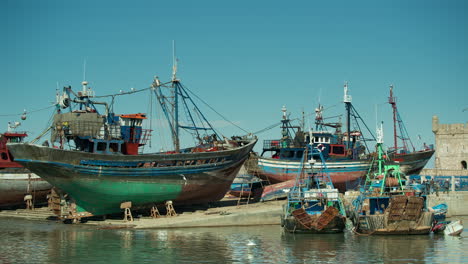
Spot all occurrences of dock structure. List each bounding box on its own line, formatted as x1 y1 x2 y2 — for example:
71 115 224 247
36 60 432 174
0 199 284 228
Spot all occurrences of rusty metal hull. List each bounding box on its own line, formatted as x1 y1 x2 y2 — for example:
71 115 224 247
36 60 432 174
0 168 51 208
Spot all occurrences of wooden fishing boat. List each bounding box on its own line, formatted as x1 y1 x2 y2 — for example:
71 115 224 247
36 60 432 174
281 145 347 234
387 85 435 174
0 122 51 208
429 203 448 222
228 167 265 198
249 84 374 193
350 123 434 235
444 220 463 236
8 68 256 219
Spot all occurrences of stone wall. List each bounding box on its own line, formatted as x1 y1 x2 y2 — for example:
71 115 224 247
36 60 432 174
432 116 468 171
421 168 468 177
426 192 468 216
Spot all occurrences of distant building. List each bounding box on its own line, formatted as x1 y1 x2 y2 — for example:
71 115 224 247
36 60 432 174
420 116 468 182
432 116 468 170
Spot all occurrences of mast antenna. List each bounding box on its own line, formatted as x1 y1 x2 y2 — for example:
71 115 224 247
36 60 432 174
82 58 89 96
344 82 352 149
83 58 87 83
172 40 178 82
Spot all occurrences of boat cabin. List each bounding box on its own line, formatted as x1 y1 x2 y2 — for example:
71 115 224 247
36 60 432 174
0 131 27 168
55 112 151 155
119 113 151 155
263 131 353 160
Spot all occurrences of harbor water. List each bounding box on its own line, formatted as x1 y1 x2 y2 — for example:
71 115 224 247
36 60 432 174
0 217 467 264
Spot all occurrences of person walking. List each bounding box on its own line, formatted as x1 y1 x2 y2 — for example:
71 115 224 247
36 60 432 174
443 179 450 195
430 178 435 194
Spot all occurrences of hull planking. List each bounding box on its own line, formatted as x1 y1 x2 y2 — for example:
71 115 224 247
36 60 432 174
257 157 369 192
8 140 256 215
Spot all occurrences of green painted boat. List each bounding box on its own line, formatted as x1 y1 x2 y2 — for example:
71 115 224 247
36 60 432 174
8 68 257 219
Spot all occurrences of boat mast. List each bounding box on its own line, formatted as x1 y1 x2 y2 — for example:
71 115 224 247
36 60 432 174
388 85 415 152
343 82 352 149
171 40 180 152
388 85 398 152
376 122 384 177
281 105 289 147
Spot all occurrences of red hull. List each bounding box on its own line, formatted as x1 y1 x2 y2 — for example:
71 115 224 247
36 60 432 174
259 170 366 193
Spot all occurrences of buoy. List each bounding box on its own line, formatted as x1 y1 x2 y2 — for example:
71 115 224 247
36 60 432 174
317 144 325 152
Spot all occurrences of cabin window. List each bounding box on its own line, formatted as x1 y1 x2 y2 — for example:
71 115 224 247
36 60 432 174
109 143 119 152
462 161 467 170
8 137 22 143
97 142 107 151
331 146 345 155
315 137 319 143
282 151 295 158
1 152 8 160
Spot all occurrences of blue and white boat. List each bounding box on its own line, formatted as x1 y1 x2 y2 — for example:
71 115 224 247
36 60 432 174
250 84 373 192
281 145 347 233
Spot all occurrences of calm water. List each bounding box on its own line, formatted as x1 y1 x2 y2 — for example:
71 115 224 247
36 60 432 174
0 217 467 264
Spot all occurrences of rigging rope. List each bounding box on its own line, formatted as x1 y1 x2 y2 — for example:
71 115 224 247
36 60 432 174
182 85 251 135
0 104 55 117
93 87 152 98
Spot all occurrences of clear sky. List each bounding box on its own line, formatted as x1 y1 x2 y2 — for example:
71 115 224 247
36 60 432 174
1 0 467 165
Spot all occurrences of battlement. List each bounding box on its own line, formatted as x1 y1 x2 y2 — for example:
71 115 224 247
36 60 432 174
432 115 468 134
431 115 468 171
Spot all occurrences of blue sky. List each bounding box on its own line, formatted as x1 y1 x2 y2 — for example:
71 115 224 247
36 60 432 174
1 0 467 164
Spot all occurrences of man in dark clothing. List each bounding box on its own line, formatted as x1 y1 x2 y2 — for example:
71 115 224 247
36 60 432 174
422 180 429 194
443 179 450 195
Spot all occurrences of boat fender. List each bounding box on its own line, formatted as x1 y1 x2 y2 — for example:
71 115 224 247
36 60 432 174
317 144 325 152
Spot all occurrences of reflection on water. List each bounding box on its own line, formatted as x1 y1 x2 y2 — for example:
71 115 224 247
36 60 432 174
0 217 466 263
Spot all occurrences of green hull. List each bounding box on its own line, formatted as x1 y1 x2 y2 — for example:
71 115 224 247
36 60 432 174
9 139 256 216
54 178 182 215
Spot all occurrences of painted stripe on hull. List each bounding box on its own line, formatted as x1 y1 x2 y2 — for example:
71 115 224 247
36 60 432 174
0 173 44 180
7 140 256 215
390 150 434 174
257 157 369 192
22 157 245 215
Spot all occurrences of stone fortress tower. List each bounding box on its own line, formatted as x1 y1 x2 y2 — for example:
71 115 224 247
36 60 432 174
432 115 468 171
423 116 468 216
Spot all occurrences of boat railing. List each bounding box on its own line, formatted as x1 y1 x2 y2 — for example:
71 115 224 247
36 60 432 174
263 139 282 150
288 190 302 202
138 129 152 145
